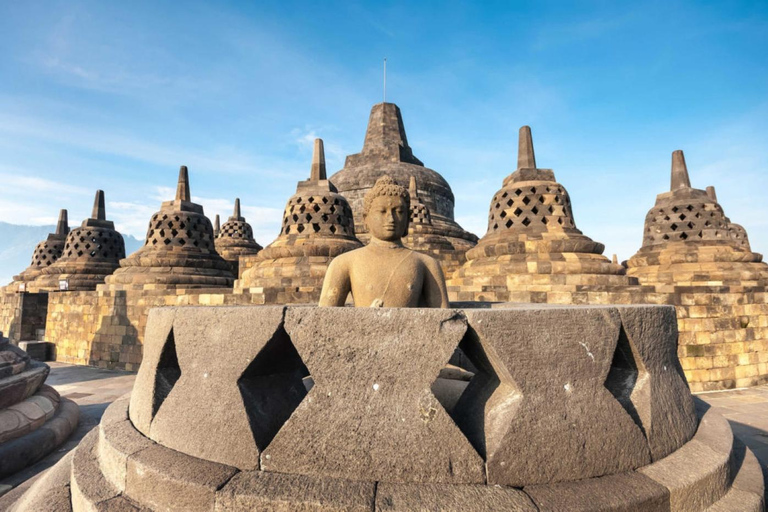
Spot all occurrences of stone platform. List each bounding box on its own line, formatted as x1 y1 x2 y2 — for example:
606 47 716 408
1 304 764 511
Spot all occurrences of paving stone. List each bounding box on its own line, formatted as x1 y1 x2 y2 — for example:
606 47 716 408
263 306 484 485
215 470 375 511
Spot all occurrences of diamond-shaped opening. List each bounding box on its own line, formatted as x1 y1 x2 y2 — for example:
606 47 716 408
431 328 522 459
238 325 310 451
505 219 513 229
513 208 523 217
604 326 648 436
670 223 678 231
153 328 181 418
522 196 531 205
680 232 688 240
522 217 531 227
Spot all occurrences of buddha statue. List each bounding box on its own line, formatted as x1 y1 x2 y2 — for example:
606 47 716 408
319 176 449 308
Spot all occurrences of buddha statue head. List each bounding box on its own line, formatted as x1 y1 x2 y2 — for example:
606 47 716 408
363 176 410 243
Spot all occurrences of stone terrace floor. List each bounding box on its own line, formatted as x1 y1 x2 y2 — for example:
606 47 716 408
1 363 768 499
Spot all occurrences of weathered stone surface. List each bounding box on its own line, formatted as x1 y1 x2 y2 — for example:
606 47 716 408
263 306 484 484
459 306 651 486
614 305 698 460
148 306 290 469
129 308 176 436
706 440 766 511
4 451 73 512
639 408 732 511
0 397 78 479
125 443 237 512
99 400 153 492
71 429 121 512
215 470 375 511
524 472 670 511
375 482 536 511
0 362 49 409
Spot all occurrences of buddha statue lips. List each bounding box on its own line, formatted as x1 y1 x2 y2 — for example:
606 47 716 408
319 176 449 308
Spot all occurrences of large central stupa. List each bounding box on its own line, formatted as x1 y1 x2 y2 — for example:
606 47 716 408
330 102 477 276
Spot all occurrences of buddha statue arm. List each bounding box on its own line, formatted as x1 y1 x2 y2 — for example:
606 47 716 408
420 257 450 308
318 255 352 307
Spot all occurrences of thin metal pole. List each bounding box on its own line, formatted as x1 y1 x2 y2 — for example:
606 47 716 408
383 58 387 103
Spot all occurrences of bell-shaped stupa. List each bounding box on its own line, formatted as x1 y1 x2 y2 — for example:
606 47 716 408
330 102 477 277
626 150 767 288
214 198 263 277
103 166 234 290
447 126 633 303
32 192 125 291
236 139 362 303
9 209 70 287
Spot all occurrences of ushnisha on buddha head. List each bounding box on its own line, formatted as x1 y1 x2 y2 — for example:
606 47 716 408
319 176 449 308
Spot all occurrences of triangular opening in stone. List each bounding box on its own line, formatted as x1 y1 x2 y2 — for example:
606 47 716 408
152 329 181 418
604 325 648 436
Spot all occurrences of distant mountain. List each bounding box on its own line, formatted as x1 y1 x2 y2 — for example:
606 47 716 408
0 222 143 285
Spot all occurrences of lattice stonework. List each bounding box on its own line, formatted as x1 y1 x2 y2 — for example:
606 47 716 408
63 228 126 261
219 221 254 240
728 223 750 249
145 212 216 251
643 202 729 246
29 240 66 268
282 195 355 236
487 184 575 234
410 203 431 225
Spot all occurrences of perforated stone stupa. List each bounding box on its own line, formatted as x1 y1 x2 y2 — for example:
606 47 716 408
447 126 635 303
626 150 768 390
214 198 262 277
31 191 125 292
626 150 767 288
9 209 70 287
236 139 362 303
330 102 477 276
103 166 234 291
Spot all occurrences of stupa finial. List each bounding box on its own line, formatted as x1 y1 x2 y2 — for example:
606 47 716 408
311 139 326 181
56 209 69 236
92 190 106 220
518 126 536 170
670 150 691 191
409 176 418 200
234 198 241 218
706 186 718 202
176 165 191 202
214 214 220 237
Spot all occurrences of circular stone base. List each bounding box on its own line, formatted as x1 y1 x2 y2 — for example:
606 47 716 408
6 395 763 512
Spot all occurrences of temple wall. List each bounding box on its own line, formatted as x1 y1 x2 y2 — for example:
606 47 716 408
0 291 48 344
44 288 264 370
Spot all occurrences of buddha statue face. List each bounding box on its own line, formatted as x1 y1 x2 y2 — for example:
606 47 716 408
365 194 409 242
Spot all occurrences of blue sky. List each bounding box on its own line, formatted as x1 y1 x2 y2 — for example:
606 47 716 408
0 0 766 260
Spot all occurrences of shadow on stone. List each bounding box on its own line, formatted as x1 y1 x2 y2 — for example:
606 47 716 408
152 329 180 418
604 325 649 436
238 324 309 451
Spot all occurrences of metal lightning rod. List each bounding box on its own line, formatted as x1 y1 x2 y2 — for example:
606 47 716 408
383 58 387 103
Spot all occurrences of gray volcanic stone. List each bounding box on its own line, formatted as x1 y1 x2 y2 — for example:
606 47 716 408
99 400 153 492
639 408 732 511
215 470 375 511
0 362 49 409
375 482 537 511
615 305 697 460
129 307 176 436
4 451 74 512
524 472 670 511
460 306 651 486
148 306 287 469
71 429 121 511
125 444 237 512
262 306 485 485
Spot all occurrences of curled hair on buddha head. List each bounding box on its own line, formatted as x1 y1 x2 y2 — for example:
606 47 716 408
363 176 411 218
